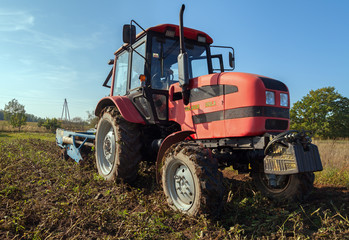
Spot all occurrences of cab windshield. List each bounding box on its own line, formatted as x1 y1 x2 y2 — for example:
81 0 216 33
151 36 209 90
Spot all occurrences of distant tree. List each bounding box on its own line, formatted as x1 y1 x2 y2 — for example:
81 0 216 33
26 113 43 122
3 99 27 132
290 87 349 138
43 118 61 133
37 119 44 128
87 110 98 128
0 110 4 120
71 117 84 123
71 116 87 129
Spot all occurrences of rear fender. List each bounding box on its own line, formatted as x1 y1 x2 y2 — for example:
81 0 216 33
155 130 195 183
95 96 145 124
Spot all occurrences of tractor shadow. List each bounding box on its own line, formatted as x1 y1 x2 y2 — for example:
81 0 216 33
220 168 349 237
221 168 349 207
308 185 349 206
133 161 159 194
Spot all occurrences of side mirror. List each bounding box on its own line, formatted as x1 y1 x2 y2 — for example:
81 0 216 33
229 51 235 70
178 52 189 87
123 24 136 44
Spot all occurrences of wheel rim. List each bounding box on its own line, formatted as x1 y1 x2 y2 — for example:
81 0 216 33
166 160 195 211
259 173 291 193
97 119 116 176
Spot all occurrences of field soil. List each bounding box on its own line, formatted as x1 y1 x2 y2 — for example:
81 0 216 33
0 136 348 239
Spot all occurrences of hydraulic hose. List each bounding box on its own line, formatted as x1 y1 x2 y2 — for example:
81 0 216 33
264 130 312 155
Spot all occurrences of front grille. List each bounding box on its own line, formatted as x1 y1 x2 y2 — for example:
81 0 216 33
265 119 288 130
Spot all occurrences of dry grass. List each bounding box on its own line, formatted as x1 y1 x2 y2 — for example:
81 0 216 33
314 139 349 187
0 121 47 133
0 120 89 133
314 139 349 168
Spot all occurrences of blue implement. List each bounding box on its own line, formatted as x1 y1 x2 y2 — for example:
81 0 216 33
56 128 96 162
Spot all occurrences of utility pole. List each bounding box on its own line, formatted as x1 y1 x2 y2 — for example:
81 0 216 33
61 98 70 121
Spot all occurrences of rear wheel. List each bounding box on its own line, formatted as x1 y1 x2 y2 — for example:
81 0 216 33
251 171 315 202
161 142 223 216
95 107 142 183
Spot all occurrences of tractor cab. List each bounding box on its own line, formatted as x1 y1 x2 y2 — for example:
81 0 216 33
103 23 234 124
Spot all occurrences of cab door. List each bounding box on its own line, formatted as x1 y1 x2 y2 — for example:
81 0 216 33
128 36 169 124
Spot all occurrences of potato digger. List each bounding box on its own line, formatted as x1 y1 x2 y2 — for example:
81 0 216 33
56 5 322 216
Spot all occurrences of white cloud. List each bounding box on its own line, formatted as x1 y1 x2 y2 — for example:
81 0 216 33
27 29 103 53
0 10 34 31
0 9 103 55
26 29 80 53
20 64 79 88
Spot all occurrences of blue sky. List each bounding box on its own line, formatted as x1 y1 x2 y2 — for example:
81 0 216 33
0 0 348 119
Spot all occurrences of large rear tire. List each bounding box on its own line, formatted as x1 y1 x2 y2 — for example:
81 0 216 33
95 107 142 183
161 142 224 216
251 171 315 202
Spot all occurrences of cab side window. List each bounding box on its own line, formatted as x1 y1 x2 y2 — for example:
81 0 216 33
130 42 146 90
114 51 129 96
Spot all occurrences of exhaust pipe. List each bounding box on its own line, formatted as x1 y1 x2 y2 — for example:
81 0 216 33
179 4 186 55
177 4 190 105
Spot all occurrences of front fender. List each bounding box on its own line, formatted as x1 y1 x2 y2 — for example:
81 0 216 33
155 130 195 183
95 96 145 124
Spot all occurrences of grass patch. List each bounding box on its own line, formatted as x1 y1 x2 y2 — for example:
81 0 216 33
0 132 55 142
315 168 349 188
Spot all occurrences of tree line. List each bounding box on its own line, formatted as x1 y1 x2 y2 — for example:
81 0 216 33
0 110 42 122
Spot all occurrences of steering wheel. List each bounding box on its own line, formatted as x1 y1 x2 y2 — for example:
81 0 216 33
151 69 174 89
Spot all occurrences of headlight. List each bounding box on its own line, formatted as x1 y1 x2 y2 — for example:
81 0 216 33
266 91 275 105
280 93 288 107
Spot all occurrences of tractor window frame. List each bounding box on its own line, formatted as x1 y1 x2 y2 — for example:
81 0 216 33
113 50 130 96
148 32 213 90
128 36 147 93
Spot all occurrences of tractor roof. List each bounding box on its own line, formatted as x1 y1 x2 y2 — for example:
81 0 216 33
114 24 213 55
148 24 213 44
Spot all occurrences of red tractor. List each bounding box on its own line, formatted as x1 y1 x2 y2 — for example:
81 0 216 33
93 5 322 216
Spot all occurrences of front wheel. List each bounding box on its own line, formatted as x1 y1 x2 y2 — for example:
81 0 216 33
251 171 315 202
161 142 224 216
